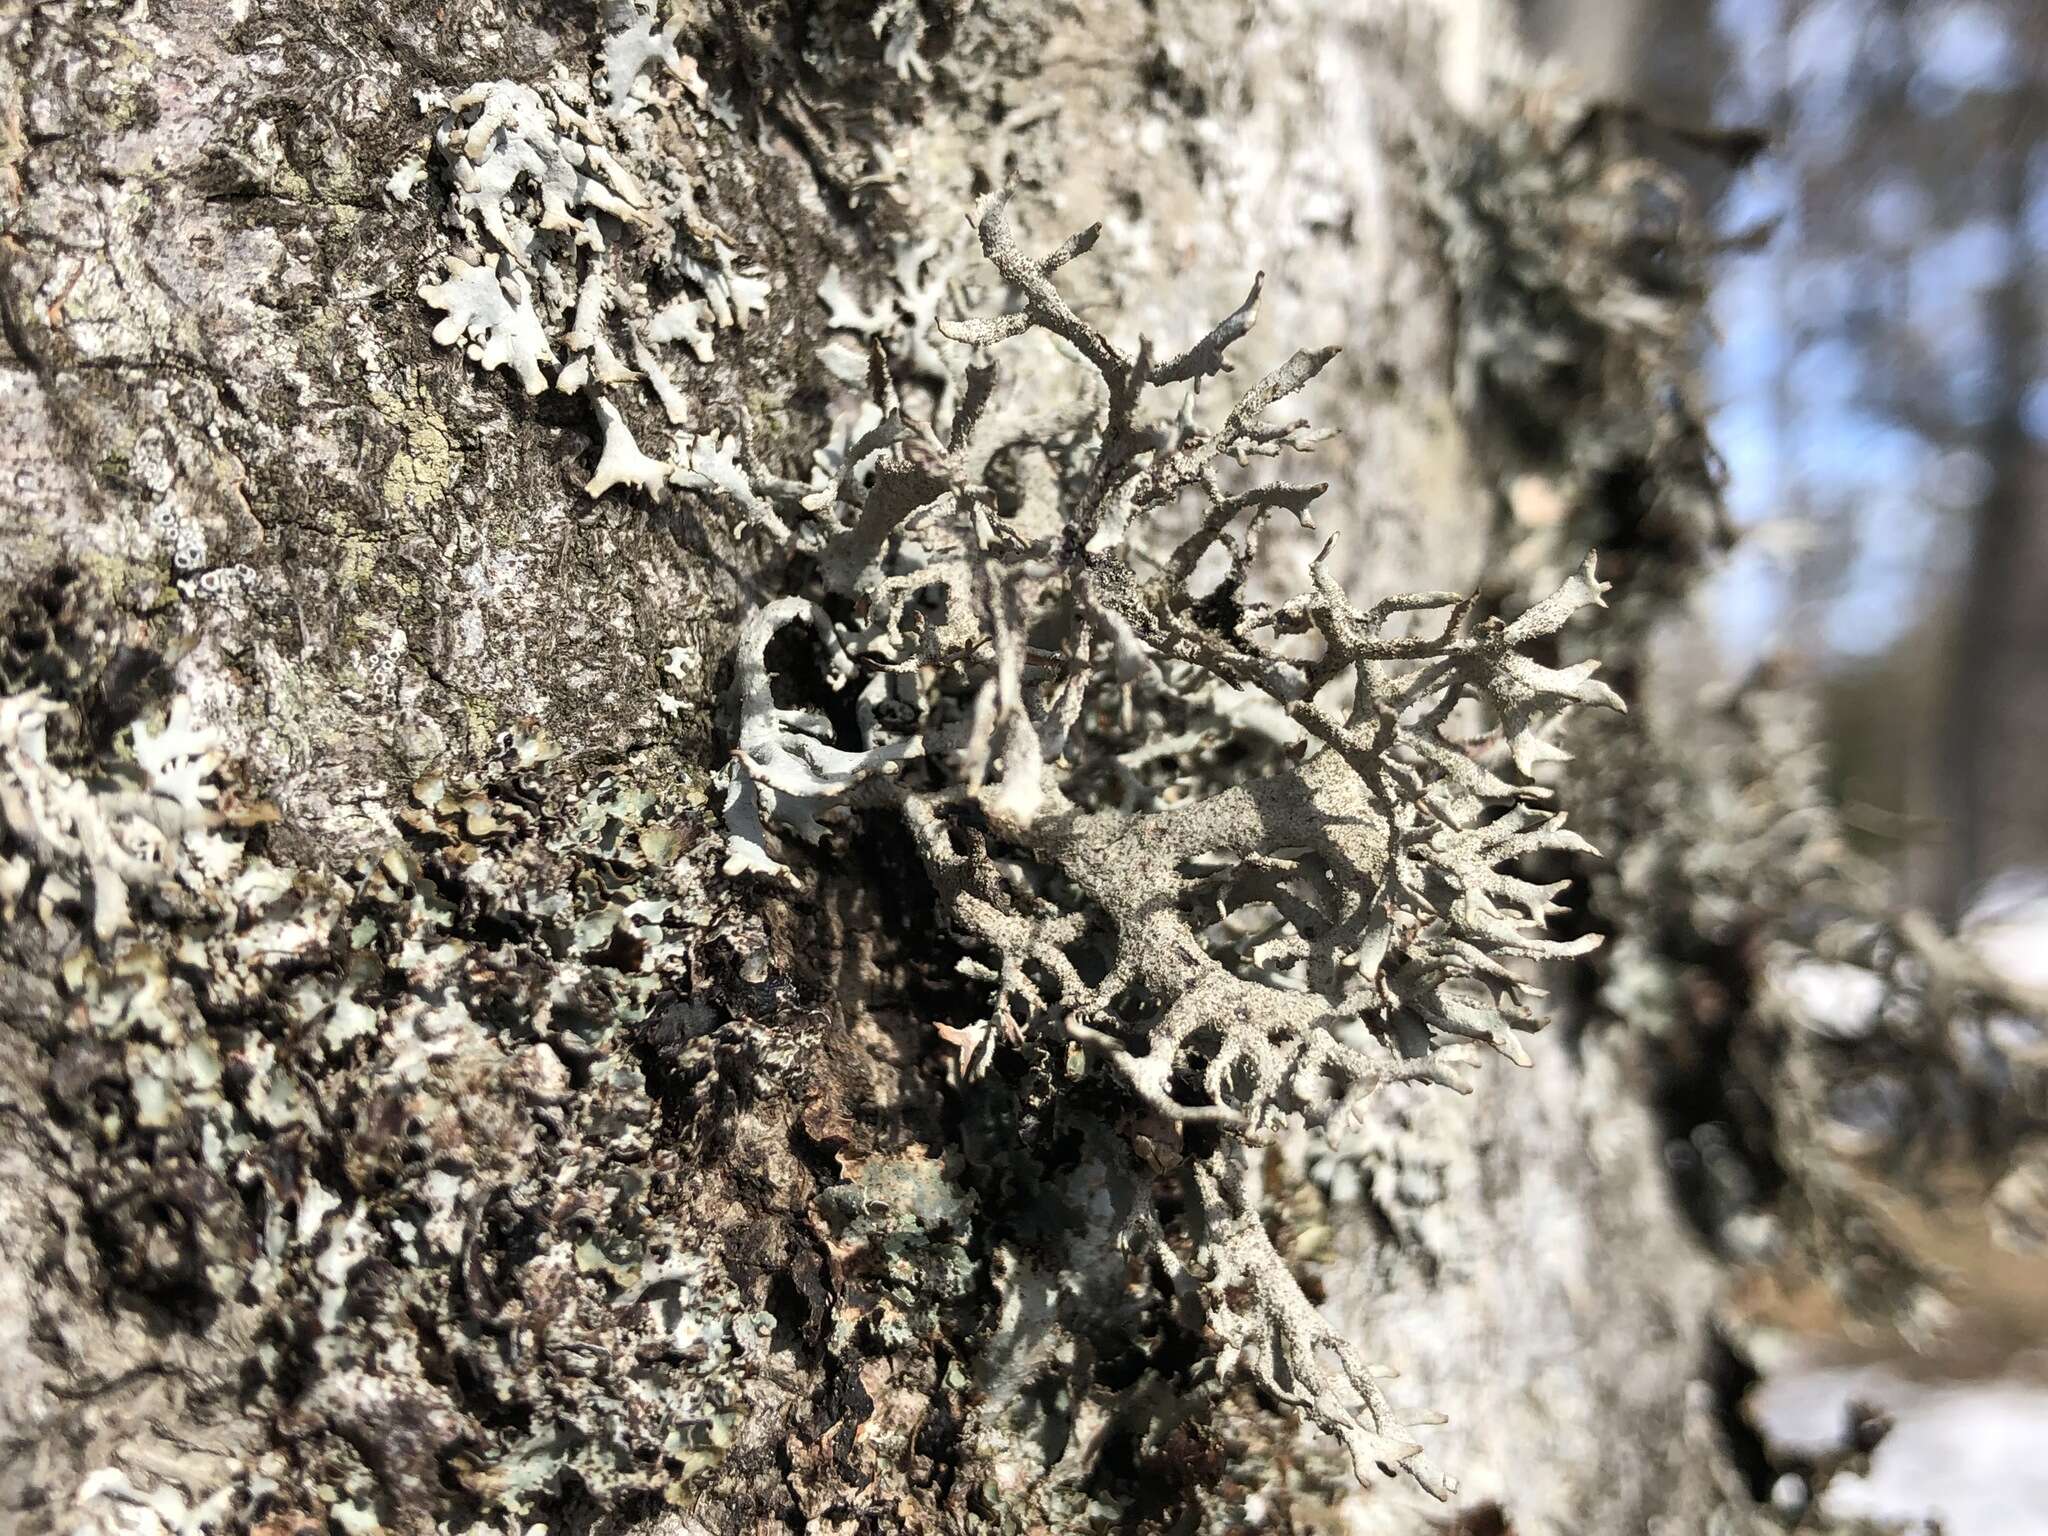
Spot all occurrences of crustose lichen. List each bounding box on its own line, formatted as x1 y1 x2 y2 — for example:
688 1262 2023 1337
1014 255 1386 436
725 188 1624 1495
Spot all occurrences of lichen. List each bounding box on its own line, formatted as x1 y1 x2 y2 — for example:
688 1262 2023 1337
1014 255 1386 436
1445 92 2048 1341
415 3 780 528
717 188 1624 1495
0 651 828 1531
370 384 461 511
1423 91 1735 607
1414 88 2048 1348
1584 686 2048 1335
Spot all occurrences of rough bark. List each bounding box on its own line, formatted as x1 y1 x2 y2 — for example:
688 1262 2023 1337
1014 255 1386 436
0 3 1968 1535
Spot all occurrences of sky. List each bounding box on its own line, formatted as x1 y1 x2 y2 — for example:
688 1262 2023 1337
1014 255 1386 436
1700 0 2040 668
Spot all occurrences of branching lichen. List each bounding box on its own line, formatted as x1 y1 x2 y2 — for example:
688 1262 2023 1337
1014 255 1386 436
720 188 1625 1494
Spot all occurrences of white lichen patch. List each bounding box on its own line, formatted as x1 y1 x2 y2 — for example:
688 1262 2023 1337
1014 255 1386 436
415 2 777 527
584 397 672 499
420 255 558 394
0 691 230 941
383 155 428 203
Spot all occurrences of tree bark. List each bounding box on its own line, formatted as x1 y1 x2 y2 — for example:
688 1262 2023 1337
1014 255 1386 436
0 3 1895 1533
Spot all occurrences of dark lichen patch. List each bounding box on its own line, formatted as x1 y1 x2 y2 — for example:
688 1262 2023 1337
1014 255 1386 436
1420 93 1730 621
0 611 837 1532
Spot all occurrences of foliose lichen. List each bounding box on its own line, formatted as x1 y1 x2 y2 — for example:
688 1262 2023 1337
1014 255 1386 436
416 2 784 532
0 655 821 1533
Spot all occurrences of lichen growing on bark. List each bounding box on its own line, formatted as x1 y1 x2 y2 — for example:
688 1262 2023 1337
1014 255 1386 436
718 187 1624 1495
11 1 1972 1531
417 3 779 526
1437 89 2048 1370
0 646 821 1531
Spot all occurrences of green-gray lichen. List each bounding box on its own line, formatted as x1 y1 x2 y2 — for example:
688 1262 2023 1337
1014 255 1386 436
0 646 818 1531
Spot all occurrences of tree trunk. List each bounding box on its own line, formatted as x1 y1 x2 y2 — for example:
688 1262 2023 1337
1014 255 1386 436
1941 81 2048 917
0 3 1953 1534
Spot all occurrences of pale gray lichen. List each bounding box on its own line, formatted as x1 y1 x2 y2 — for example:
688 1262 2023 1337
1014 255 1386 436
415 2 778 527
719 189 1624 1495
816 231 962 399
420 254 559 394
0 690 231 942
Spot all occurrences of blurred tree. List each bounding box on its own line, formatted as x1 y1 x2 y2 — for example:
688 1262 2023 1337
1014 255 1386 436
1943 63 2047 915
1545 0 2047 912
1761 0 2044 913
